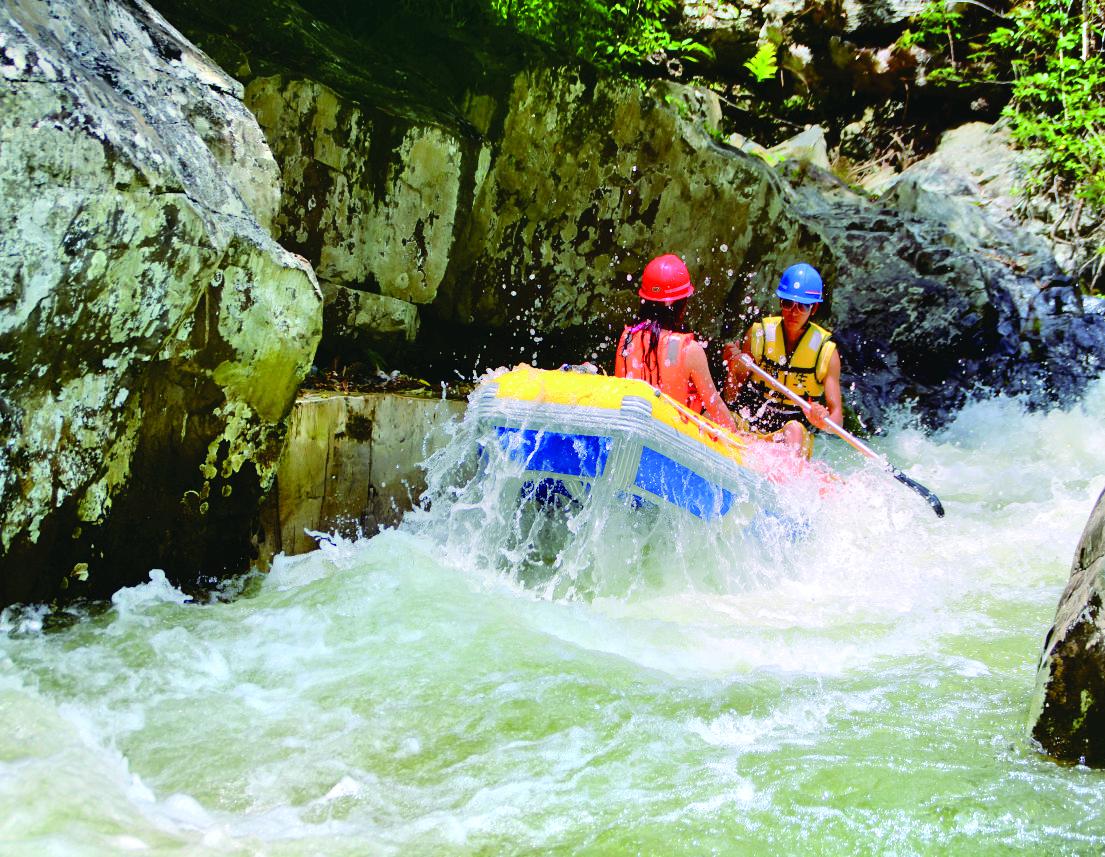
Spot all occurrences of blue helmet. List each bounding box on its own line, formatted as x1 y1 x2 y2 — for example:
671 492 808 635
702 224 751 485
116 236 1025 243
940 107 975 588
776 263 823 304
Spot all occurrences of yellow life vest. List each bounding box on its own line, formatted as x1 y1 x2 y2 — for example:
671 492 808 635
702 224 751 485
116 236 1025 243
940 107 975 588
749 316 836 401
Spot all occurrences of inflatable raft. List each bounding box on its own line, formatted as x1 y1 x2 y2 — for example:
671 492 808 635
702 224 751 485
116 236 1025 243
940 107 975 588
466 365 785 521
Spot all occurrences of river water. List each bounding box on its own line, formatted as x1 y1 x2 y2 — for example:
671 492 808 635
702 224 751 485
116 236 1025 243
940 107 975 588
3 381 1105 855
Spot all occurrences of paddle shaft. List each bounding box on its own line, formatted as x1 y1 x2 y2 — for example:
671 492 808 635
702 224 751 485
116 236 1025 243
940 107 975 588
739 355 945 517
739 356 876 460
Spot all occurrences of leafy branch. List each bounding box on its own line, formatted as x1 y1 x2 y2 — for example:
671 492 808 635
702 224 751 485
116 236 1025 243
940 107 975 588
744 43 778 83
487 0 712 71
905 0 1104 284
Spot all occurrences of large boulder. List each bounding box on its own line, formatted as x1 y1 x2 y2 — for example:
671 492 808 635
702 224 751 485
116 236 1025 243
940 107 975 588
245 75 465 302
0 0 322 605
1030 487 1105 766
877 122 1101 294
863 124 1105 417
435 74 807 355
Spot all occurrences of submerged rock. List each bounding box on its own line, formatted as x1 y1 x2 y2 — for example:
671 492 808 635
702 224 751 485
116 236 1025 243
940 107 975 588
1030 487 1105 767
0 0 322 605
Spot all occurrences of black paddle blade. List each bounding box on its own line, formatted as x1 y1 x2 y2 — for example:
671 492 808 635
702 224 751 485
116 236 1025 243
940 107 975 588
890 468 945 518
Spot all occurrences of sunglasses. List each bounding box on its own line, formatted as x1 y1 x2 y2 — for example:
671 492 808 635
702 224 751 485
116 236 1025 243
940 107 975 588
779 299 811 311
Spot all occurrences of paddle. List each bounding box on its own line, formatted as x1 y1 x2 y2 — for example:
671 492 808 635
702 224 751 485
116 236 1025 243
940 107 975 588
739 355 945 517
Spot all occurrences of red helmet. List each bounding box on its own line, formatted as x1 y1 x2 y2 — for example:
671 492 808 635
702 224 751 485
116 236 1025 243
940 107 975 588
639 254 694 302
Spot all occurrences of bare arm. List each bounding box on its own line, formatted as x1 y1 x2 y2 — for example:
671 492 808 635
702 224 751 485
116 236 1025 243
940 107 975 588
721 329 754 403
686 342 737 431
807 349 843 430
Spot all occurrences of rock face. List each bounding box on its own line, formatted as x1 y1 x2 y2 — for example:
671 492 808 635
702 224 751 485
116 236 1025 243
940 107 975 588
437 75 807 356
154 0 1105 428
435 72 1103 426
0 0 322 605
257 392 465 560
243 73 463 367
246 75 464 303
840 122 1105 422
1030 487 1105 767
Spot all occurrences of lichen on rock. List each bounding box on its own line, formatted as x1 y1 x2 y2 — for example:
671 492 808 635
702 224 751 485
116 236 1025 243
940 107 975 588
245 75 463 303
0 0 322 605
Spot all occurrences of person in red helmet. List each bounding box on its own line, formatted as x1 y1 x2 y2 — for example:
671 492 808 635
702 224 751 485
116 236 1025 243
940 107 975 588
615 254 736 431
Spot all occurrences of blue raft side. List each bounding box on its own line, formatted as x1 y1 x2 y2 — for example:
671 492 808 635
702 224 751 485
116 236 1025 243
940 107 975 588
494 427 611 478
493 426 738 521
633 446 737 520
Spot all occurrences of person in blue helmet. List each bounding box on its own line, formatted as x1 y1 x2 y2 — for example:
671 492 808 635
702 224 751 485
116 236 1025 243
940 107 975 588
721 263 844 457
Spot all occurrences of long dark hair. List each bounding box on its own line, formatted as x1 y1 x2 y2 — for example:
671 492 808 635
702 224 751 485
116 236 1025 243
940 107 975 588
622 297 689 386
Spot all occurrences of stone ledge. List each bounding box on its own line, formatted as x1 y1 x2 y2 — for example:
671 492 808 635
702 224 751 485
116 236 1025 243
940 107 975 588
256 391 465 561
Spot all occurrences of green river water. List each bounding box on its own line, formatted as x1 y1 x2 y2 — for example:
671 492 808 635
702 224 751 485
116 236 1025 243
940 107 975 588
3 381 1105 855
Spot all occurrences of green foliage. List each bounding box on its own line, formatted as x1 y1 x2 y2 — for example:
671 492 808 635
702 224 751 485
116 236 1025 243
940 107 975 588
662 91 690 118
486 0 711 71
906 0 1105 278
703 122 727 143
897 1 963 54
997 1 1105 211
744 42 778 83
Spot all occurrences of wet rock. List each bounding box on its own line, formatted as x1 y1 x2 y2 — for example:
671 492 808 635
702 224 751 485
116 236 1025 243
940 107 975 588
878 122 1095 283
0 0 322 605
244 75 465 304
870 124 1105 412
256 392 465 559
1030 486 1105 767
438 73 807 351
318 282 420 367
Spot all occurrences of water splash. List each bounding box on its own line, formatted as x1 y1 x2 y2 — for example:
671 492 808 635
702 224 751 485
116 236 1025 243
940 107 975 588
2 381 1105 854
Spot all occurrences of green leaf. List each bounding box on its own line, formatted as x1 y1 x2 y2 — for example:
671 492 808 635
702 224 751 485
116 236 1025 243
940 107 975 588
744 42 778 83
